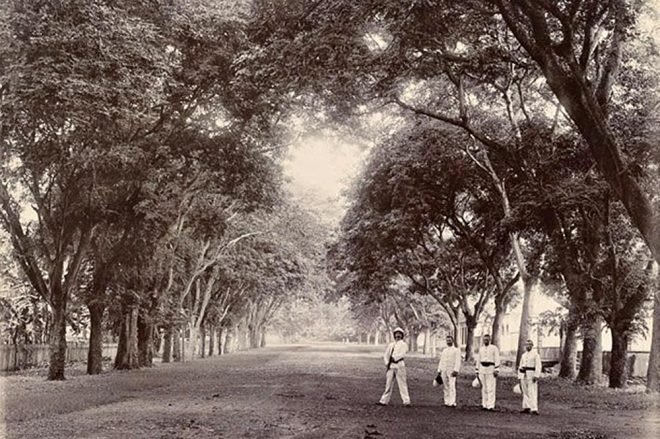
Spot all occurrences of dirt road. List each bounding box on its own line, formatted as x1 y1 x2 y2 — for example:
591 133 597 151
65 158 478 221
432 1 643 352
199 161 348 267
1 344 658 438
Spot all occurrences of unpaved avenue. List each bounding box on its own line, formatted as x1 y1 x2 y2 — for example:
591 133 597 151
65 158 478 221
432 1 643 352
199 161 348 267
1 344 658 438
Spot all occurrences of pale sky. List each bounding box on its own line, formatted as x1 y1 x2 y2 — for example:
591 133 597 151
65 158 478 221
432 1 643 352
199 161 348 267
282 134 367 225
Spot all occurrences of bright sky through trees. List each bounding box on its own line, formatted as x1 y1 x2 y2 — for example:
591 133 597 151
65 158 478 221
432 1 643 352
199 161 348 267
283 135 367 224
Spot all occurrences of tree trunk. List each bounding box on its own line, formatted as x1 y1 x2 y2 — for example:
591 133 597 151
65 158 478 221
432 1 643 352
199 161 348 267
186 325 198 360
248 325 257 348
410 329 419 353
209 325 215 357
577 316 603 385
114 305 140 370
200 326 206 358
260 329 266 348
609 327 629 389
137 310 154 367
430 331 437 357
47 291 68 380
217 326 224 355
34 304 45 344
491 300 506 350
86 302 105 375
559 316 579 380
224 328 233 354
153 327 162 356
464 321 476 362
647 287 660 392
173 327 182 362
423 327 431 355
240 324 249 350
162 326 173 363
515 276 534 367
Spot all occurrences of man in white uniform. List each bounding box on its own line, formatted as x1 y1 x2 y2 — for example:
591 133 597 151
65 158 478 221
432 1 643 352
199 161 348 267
435 334 461 407
475 334 500 411
377 327 410 406
518 339 542 415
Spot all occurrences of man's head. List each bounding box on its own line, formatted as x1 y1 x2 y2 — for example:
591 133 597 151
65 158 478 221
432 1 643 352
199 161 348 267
393 328 404 340
483 334 491 346
525 339 534 352
446 335 454 346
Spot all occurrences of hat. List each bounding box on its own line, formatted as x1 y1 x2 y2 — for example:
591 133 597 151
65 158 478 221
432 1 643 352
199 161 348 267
393 327 405 335
513 383 522 394
471 377 481 388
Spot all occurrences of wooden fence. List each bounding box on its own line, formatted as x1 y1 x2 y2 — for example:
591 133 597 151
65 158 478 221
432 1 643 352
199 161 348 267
0 342 118 372
500 347 649 377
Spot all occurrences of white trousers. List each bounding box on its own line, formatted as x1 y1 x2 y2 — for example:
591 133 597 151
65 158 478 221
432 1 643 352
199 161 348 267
441 370 456 406
379 366 410 405
521 377 538 411
479 372 497 409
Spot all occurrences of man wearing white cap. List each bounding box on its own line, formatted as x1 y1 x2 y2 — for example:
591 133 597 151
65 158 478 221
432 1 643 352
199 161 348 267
435 334 461 407
475 334 500 410
518 339 542 415
377 327 410 406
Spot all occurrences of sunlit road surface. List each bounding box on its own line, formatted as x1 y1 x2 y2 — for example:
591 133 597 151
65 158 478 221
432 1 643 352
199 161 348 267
1 343 658 438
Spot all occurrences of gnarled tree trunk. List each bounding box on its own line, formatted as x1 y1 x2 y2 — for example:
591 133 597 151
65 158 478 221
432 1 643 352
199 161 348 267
137 309 154 367
87 302 105 375
577 316 603 385
609 327 629 388
48 290 68 380
559 314 579 380
114 305 140 370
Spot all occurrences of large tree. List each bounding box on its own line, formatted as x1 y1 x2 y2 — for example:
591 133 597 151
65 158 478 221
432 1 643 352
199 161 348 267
0 0 177 379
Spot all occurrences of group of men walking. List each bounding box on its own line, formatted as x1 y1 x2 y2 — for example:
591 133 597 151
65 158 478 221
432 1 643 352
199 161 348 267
377 328 542 414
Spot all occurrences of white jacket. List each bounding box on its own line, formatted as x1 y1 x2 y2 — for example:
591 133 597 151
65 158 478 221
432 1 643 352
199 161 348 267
475 344 500 374
383 340 408 369
437 345 461 373
518 350 542 379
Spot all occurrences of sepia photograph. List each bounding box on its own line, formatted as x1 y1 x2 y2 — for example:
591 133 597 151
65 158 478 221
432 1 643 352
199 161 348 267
1 1 659 438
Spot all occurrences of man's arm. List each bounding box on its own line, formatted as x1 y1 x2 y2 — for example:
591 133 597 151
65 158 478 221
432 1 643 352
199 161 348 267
493 347 500 377
453 348 461 375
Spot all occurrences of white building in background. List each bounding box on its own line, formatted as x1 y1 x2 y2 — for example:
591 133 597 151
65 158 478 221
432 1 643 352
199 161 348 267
452 288 563 362
447 286 653 375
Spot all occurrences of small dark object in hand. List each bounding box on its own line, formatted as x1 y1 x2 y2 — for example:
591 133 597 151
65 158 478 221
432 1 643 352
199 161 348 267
435 372 443 385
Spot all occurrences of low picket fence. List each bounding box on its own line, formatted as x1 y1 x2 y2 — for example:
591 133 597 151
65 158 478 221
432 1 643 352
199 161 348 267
0 342 118 371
